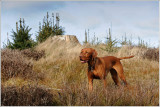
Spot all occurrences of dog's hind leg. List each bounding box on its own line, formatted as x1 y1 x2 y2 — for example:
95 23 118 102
113 62 128 86
110 68 120 86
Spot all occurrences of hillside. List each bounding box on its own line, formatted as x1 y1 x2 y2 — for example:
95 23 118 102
1 35 159 106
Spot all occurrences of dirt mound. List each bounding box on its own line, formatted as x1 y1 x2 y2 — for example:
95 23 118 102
36 35 83 61
36 35 81 49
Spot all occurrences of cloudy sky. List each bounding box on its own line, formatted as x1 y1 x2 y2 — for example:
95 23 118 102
1 1 159 48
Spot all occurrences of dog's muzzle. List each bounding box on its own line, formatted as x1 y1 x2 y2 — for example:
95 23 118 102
79 56 88 63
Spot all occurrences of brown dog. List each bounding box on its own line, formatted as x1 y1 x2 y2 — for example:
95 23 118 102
79 48 134 91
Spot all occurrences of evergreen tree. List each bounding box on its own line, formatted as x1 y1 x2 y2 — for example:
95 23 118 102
7 18 36 50
96 37 101 45
36 12 65 43
137 36 148 48
91 32 96 45
121 33 128 46
83 29 88 44
128 35 133 46
104 28 117 52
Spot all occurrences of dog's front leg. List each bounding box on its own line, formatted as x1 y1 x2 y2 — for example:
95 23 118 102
88 78 93 91
103 79 107 89
103 70 109 89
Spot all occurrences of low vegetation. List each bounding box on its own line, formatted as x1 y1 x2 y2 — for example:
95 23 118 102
1 85 55 106
1 37 159 106
1 49 45 82
21 49 45 61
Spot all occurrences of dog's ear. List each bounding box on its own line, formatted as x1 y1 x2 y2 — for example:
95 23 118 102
92 49 98 58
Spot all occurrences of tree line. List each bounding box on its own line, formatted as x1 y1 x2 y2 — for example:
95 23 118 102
5 11 151 51
84 28 151 52
6 12 65 50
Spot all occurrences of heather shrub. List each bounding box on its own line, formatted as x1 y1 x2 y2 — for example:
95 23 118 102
143 48 159 61
21 49 45 60
1 49 44 81
1 85 57 106
117 46 159 62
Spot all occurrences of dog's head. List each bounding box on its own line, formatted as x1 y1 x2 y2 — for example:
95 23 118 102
79 48 98 63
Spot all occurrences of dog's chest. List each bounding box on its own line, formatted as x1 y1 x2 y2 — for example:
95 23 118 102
94 62 106 78
88 58 105 79
92 68 104 79
92 70 101 79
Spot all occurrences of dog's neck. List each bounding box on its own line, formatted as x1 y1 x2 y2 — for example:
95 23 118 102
88 57 97 72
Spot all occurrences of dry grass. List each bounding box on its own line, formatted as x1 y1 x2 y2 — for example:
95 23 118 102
1 37 159 106
32 54 159 106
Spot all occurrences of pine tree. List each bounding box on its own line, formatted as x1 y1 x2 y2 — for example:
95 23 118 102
128 35 133 46
36 12 65 43
91 32 96 45
7 18 36 50
104 28 117 52
121 33 128 46
83 29 88 44
96 37 101 45
137 36 148 48
88 29 90 43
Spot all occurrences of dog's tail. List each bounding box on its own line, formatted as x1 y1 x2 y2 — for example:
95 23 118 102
119 56 134 60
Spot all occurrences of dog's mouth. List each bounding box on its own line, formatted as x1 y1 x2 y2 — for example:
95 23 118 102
80 59 88 63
